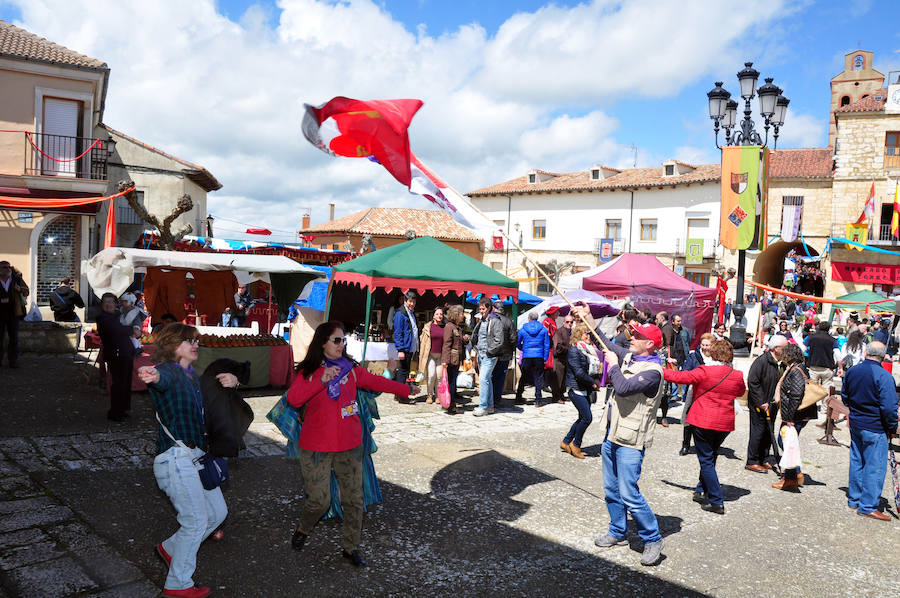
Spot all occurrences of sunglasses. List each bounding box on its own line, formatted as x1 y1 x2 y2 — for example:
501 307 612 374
183 338 199 346
329 336 345 345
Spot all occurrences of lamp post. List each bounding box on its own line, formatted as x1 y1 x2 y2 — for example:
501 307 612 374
708 62 788 355
205 214 215 238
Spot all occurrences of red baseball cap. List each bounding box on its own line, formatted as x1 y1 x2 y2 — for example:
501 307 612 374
545 306 560 315
628 323 662 348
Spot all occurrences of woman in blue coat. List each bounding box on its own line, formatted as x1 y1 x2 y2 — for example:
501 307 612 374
560 323 601 459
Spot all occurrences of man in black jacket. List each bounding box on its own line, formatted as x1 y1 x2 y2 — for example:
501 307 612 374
49 278 85 322
805 321 836 385
745 335 787 473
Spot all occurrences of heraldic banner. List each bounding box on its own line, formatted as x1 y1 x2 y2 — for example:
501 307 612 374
685 238 704 264
719 145 770 251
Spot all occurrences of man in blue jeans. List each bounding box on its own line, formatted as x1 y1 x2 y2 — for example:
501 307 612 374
842 341 898 521
473 298 502 416
576 306 666 567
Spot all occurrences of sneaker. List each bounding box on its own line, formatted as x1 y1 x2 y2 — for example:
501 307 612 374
162 587 211 598
640 539 664 566
593 533 628 548
473 408 489 417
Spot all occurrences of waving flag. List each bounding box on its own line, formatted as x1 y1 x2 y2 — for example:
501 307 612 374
892 178 900 239
302 96 494 236
302 97 423 186
856 182 876 223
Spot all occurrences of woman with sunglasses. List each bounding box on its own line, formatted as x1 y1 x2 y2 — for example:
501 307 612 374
137 324 239 598
289 321 419 567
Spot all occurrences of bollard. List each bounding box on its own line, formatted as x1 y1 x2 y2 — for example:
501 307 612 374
818 384 841 446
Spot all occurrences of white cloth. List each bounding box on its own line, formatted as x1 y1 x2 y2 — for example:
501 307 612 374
0 278 9 292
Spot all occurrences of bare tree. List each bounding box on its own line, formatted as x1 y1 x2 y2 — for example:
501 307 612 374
118 179 193 250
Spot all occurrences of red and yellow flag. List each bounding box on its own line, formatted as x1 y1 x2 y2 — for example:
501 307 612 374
720 145 769 251
892 178 900 239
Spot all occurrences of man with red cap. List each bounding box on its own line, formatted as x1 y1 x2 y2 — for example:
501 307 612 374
574 306 666 567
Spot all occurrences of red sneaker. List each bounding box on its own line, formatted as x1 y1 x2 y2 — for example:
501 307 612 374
162 586 211 598
156 543 172 568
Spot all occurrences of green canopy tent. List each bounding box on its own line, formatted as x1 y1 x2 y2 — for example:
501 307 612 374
325 236 519 363
827 290 896 322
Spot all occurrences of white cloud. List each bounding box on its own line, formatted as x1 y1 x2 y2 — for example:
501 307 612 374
7 0 795 239
776 110 826 148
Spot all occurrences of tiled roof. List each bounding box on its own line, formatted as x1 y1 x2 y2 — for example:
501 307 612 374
300 207 484 242
101 124 222 192
0 20 107 71
468 163 721 195
769 148 833 179
835 91 887 113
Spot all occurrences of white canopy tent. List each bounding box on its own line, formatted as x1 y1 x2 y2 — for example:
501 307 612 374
83 247 325 299
557 256 620 291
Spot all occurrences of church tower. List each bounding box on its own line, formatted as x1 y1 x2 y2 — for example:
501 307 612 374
828 50 884 146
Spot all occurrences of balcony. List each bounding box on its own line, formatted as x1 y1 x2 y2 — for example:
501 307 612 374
23 132 110 180
674 237 718 258
593 237 626 255
885 151 900 170
832 223 900 247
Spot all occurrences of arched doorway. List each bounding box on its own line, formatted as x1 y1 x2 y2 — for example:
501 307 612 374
752 240 820 291
35 214 79 304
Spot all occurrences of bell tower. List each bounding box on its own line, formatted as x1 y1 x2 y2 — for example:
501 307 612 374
829 50 884 146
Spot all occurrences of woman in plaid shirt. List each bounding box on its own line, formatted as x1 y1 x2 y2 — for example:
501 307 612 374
138 324 239 598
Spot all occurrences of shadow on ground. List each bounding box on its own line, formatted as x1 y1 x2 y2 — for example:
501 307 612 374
42 441 709 596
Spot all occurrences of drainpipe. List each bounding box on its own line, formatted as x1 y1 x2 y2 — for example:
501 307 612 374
504 194 512 274
628 190 635 253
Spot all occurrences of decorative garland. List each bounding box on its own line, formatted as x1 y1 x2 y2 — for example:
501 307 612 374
747 279 894 307
25 132 103 162
830 237 900 256
0 185 135 209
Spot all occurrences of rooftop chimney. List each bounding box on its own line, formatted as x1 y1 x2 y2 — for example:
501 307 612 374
328 203 335 221
301 213 311 230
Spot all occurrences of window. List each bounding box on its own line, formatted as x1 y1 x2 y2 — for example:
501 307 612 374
664 164 675 176
332 244 340 250
879 203 894 240
685 271 710 287
532 219 546 239
41 98 83 177
116 190 145 225
320 244 327 249
605 219 622 239
528 173 536 184
885 132 900 168
490 261 503 271
536 264 552 295
591 168 600 180
840 95 851 107
686 218 709 238
640 219 657 241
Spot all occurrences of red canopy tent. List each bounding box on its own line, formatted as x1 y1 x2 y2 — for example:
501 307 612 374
580 254 716 348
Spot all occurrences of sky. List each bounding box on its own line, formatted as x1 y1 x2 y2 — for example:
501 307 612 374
2 0 899 241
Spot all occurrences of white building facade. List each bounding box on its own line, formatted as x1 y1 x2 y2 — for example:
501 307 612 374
468 161 722 295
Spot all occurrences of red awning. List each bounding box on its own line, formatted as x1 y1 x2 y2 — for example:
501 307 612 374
0 186 104 215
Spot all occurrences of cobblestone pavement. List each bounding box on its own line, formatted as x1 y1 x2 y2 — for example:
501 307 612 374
0 353 897 596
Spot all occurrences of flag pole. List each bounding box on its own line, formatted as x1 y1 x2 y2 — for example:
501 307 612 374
417 157 613 351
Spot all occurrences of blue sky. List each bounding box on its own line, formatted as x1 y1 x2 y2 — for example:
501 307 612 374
2 1 899 238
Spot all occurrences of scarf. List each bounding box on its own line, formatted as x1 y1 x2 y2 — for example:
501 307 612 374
323 357 355 401
576 340 601 376
634 352 662 365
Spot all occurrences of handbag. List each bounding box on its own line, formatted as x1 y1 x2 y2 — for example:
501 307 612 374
437 368 451 408
156 413 229 490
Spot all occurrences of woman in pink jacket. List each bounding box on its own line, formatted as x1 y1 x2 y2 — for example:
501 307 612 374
288 321 418 567
664 340 746 515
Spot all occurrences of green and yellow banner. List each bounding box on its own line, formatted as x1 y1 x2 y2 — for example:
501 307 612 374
685 238 704 264
720 145 769 251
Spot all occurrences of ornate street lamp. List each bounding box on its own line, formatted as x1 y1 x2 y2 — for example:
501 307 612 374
707 62 789 354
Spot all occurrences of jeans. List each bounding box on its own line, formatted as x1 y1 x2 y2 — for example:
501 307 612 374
153 446 228 591
681 387 695 447
492 359 509 403
692 427 730 506
446 364 459 407
0 316 19 364
516 357 545 402
601 440 662 544
395 352 412 400
478 354 498 409
563 389 593 447
848 427 889 513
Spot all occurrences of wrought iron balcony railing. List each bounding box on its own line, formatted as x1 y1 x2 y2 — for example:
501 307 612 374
23 131 110 180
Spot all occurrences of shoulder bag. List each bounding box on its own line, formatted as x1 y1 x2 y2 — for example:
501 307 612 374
156 412 229 490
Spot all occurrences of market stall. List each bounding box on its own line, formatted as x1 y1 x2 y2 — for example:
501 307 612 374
516 289 625 332
326 236 519 363
572 253 716 348
827 290 896 322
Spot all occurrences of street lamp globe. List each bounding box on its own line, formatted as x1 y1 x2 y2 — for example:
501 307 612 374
724 100 738 129
757 77 782 118
707 82 731 120
773 95 790 127
737 62 760 100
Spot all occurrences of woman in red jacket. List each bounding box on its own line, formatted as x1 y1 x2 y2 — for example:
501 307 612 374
664 339 746 515
288 321 418 567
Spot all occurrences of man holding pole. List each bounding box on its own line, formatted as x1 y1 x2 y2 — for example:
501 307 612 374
745 335 787 473
576 306 666 567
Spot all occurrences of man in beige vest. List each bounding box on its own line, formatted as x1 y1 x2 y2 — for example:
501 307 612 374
576 306 666 567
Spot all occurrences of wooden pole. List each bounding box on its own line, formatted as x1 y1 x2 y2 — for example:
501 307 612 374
361 288 373 366
419 159 614 351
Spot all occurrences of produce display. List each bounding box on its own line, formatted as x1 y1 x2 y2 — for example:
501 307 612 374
138 334 287 347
